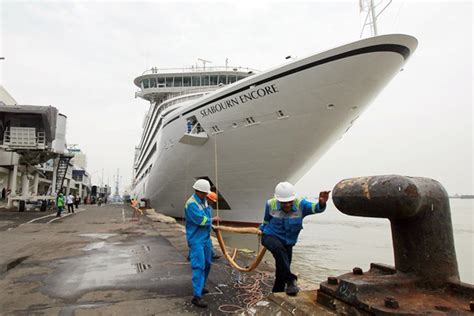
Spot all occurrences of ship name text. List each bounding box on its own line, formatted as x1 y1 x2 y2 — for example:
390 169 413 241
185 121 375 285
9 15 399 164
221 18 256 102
200 84 279 118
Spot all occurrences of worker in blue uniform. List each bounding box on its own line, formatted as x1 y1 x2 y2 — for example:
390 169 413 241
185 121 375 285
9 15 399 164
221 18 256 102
185 179 219 308
187 119 193 133
259 182 330 296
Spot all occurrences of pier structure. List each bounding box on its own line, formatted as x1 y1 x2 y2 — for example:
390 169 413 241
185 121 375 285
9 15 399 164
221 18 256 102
0 86 92 210
0 175 472 314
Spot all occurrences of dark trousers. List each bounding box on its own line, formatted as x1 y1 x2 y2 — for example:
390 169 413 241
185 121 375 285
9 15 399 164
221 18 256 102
261 234 297 292
56 206 64 217
67 203 74 213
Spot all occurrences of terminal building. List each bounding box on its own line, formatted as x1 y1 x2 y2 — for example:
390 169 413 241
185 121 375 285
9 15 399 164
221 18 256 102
0 85 92 210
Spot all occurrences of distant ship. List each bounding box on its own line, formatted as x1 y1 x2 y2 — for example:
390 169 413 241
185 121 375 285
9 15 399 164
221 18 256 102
132 34 418 224
450 194 474 199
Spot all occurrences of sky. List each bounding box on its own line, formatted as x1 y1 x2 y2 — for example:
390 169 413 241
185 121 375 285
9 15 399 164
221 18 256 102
0 1 472 196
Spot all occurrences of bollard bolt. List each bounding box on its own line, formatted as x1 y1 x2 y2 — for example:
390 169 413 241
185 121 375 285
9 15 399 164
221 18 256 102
352 267 363 275
327 277 338 285
384 296 399 309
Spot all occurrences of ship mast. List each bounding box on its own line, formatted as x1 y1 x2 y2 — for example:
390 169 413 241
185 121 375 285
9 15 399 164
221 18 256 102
359 0 392 38
197 58 212 70
114 168 120 197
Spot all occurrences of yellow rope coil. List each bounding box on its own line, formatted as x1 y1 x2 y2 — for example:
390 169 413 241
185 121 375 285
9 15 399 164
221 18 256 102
213 225 266 273
130 205 143 220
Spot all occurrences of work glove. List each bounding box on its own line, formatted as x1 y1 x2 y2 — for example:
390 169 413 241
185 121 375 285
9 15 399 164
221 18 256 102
318 191 330 209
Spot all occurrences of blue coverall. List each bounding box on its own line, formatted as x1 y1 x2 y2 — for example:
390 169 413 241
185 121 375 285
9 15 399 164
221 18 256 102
185 193 212 298
259 198 325 292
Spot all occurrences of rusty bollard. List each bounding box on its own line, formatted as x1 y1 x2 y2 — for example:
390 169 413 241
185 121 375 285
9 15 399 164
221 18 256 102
332 175 459 287
316 175 473 314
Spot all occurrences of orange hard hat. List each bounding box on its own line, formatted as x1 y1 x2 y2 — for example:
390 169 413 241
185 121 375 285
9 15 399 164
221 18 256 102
207 191 218 203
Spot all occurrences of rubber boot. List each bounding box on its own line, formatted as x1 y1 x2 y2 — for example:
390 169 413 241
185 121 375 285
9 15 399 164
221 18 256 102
191 296 208 308
286 279 299 296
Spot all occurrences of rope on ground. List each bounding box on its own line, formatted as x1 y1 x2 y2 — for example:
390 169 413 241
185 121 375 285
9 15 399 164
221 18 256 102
218 269 273 313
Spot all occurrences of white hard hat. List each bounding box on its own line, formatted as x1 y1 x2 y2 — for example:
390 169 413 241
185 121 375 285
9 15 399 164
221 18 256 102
193 179 211 193
274 182 296 202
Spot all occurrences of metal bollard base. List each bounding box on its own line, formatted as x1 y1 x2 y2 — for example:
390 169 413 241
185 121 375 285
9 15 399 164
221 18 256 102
317 263 474 314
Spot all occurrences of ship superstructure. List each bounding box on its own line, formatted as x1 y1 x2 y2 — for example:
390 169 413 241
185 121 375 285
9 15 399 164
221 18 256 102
133 66 254 191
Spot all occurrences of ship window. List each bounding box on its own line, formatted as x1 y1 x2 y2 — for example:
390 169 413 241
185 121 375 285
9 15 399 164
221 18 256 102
245 117 259 126
192 76 201 86
143 79 149 89
149 78 157 88
218 75 227 85
237 76 246 81
174 76 182 87
228 75 237 83
246 117 255 124
210 75 218 85
277 110 287 118
183 76 191 87
166 77 173 87
201 75 209 86
158 77 165 85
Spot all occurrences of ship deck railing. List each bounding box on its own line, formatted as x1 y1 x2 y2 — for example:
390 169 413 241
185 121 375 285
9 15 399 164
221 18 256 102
141 65 259 75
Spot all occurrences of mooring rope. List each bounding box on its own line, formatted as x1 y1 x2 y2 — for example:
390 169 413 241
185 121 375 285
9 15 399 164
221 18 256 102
213 225 267 272
183 146 190 220
213 133 220 225
212 127 267 272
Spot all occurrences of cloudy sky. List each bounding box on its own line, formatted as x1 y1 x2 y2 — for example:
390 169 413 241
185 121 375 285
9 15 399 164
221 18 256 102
1 1 472 195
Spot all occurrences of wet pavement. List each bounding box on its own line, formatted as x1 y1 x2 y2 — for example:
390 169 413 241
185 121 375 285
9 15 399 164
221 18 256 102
40 235 191 300
0 203 90 230
0 207 56 231
0 204 297 315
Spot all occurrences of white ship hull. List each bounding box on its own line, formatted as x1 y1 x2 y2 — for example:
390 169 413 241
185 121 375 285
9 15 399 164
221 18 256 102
133 34 417 224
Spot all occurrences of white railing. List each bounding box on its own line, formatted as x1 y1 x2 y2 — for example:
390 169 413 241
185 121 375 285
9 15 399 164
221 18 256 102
135 85 219 99
141 65 259 75
157 91 209 112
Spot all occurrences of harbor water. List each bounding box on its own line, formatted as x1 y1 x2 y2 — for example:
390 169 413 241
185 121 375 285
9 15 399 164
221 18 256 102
222 198 473 286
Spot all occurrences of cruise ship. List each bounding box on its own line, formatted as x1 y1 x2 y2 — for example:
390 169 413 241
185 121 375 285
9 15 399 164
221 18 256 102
132 34 418 224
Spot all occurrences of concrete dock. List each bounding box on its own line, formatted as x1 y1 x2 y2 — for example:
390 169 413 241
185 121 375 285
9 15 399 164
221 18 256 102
0 204 333 315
